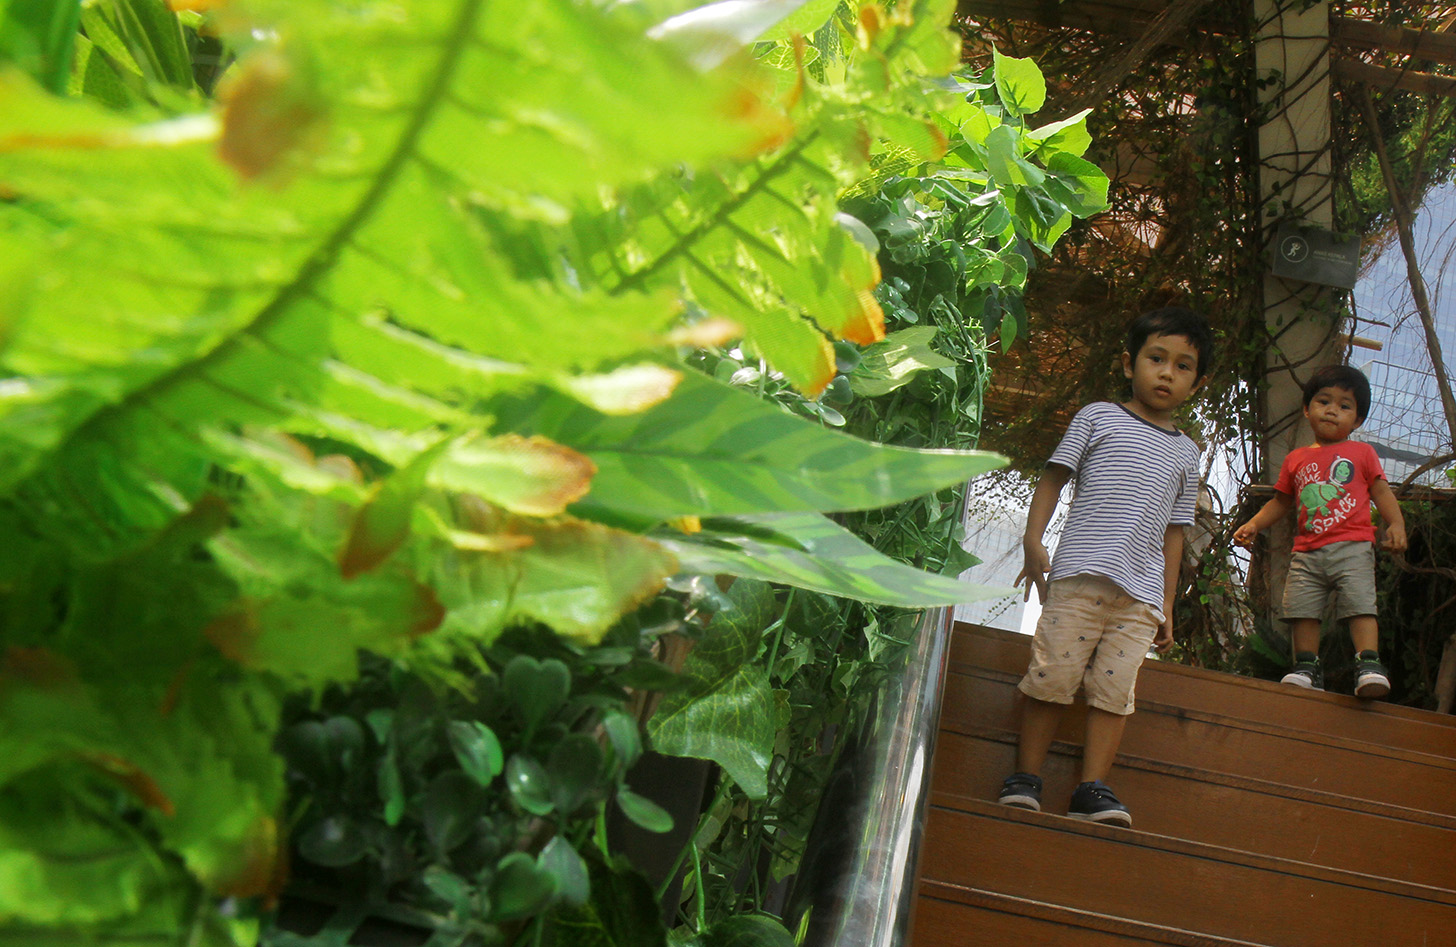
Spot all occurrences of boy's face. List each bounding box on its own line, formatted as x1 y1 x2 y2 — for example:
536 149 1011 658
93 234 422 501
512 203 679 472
1122 332 1204 418
1304 384 1361 445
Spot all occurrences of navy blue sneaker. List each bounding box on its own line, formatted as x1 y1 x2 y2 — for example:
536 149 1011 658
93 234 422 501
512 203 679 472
997 772 1043 811
1068 780 1131 827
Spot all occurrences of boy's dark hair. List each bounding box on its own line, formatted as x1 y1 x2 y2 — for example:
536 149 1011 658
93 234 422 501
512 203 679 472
1303 364 1372 422
1125 306 1213 378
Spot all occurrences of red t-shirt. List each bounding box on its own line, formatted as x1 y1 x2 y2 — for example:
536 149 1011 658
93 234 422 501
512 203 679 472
1273 440 1386 551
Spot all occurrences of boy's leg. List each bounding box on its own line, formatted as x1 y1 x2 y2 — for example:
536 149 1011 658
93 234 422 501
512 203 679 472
998 697 1062 810
1013 575 1107 760
1070 592 1156 828
1282 618 1324 689
1348 614 1390 698
1282 549 1329 689
1000 576 1104 810
1289 618 1322 654
1079 707 1128 784
1015 696 1065 775
1333 544 1387 698
1348 614 1378 653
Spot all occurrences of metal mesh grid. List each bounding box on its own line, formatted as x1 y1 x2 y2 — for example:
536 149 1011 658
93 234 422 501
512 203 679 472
1351 185 1456 486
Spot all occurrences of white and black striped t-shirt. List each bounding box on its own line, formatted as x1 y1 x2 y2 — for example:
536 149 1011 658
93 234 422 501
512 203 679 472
1046 402 1201 617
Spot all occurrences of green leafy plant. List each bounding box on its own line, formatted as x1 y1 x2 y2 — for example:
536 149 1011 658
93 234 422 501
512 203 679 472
0 0 1023 943
277 624 678 945
646 37 1110 933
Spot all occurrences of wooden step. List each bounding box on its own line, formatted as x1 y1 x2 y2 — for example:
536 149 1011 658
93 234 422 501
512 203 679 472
932 728 1456 890
951 622 1456 759
915 883 1276 947
939 666 1456 816
917 799 1456 947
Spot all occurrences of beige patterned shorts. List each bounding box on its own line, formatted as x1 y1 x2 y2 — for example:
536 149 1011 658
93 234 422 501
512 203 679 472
1018 574 1161 716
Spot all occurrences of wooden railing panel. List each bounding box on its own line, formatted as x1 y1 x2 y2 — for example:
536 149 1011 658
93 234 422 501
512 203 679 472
950 623 1456 756
931 729 1456 889
920 802 1456 947
916 884 1278 947
938 668 1456 815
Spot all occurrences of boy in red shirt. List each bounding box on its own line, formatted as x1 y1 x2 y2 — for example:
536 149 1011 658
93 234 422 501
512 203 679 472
1234 365 1407 697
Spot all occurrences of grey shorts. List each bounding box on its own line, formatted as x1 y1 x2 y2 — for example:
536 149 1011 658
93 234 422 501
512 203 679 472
1018 574 1160 716
1282 541 1378 622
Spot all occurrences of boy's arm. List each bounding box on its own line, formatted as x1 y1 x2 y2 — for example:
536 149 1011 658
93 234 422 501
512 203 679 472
1016 463 1073 603
1370 478 1408 552
1154 524 1184 652
1232 492 1294 548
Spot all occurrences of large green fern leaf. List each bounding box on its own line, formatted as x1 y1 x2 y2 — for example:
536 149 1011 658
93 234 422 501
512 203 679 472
0 0 787 559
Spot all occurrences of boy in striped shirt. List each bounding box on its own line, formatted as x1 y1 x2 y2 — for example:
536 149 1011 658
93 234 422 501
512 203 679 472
997 307 1211 827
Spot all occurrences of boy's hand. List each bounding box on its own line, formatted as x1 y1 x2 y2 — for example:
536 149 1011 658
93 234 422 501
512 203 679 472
1015 539 1051 603
1232 521 1258 548
1152 617 1173 653
1381 522 1408 553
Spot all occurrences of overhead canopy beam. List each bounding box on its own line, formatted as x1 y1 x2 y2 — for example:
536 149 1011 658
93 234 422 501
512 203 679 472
1333 58 1456 99
960 0 1456 72
957 0 1168 32
1331 14 1456 69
